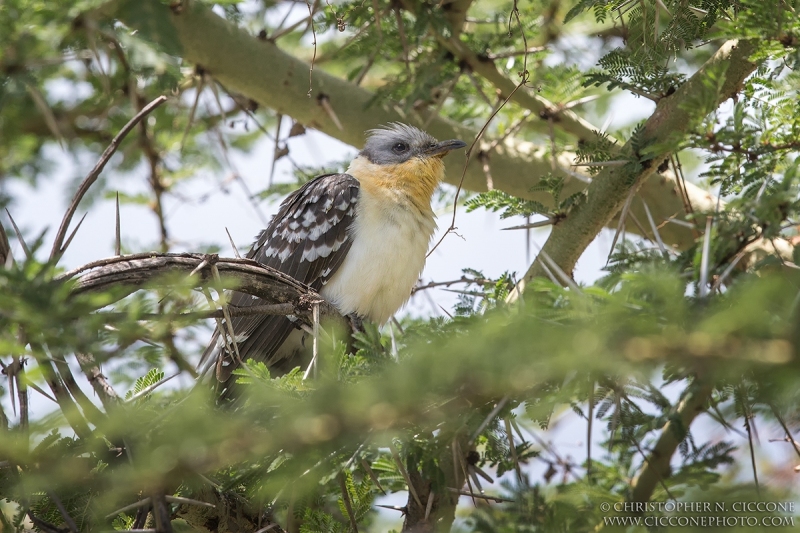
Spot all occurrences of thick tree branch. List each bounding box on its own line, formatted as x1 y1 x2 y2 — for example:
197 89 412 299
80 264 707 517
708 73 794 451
514 39 764 292
629 379 713 504
102 2 672 235
103 1 791 270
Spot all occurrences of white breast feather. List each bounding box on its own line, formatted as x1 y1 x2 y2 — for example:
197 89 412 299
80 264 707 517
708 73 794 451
321 186 436 324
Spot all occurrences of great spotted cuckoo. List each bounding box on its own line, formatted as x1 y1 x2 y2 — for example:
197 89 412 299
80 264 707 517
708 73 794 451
200 123 466 392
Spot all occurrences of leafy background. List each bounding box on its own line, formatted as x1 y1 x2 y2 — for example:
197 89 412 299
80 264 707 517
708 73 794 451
1 0 800 531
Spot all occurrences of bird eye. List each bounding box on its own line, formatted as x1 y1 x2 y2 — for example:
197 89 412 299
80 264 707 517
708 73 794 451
392 142 409 154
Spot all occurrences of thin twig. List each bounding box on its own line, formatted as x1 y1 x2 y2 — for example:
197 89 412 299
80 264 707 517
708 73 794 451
741 387 760 495
47 491 78 533
51 95 168 260
446 488 514 503
412 275 493 295
769 404 800 459
305 0 318 96
394 8 411 73
428 80 528 258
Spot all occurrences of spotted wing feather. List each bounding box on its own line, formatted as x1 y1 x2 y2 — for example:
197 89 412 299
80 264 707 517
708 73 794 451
199 174 360 386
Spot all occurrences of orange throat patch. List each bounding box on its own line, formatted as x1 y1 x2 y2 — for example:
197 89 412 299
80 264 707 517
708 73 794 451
347 156 445 212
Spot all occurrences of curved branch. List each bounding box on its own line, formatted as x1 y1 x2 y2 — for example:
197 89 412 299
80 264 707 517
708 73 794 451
50 96 168 261
62 252 343 323
629 379 713 503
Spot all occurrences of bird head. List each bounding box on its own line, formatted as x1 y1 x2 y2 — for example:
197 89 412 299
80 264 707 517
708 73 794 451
354 123 467 207
361 123 467 164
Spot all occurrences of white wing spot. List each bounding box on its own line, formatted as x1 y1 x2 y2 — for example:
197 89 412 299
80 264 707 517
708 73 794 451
302 242 333 262
301 209 317 227
308 217 339 240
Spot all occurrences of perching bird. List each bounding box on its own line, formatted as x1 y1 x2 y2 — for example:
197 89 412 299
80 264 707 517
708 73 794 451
199 123 466 391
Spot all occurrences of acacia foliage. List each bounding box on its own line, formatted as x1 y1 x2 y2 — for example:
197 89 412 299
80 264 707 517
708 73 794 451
1 0 800 532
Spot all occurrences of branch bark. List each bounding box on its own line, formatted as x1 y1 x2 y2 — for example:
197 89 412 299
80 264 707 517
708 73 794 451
61 252 343 323
103 0 728 258
629 379 713 504
513 39 765 292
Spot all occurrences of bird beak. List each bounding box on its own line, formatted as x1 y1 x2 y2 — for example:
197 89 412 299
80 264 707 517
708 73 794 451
425 139 468 157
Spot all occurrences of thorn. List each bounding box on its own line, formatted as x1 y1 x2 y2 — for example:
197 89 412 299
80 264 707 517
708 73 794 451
571 159 628 167
562 94 601 109
115 192 121 256
469 396 510 445
288 121 306 137
607 187 636 265
125 373 179 403
536 246 583 294
105 497 152 518
5 209 31 260
424 491 435 520
468 467 485 494
302 303 320 380
26 83 65 148
268 114 283 188
375 504 406 514
163 495 215 508
252 525 279 533
317 95 343 130
188 257 211 277
501 218 554 231
338 473 359 533
28 382 57 403
180 75 205 154
389 443 423 508
360 458 386 495
709 250 744 293
446 488 514 503
504 417 523 482
699 216 713 298
224 227 242 259
387 321 398 361
60 212 88 257
472 464 494 484
641 198 667 256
